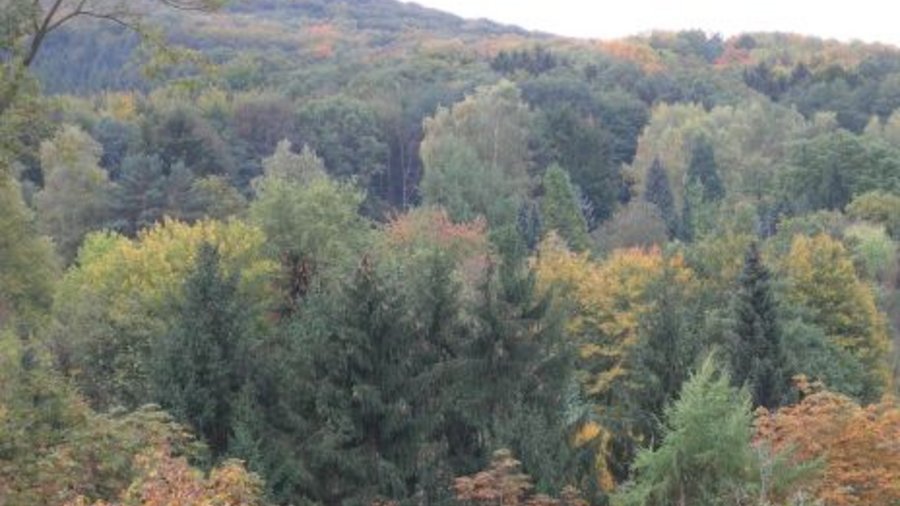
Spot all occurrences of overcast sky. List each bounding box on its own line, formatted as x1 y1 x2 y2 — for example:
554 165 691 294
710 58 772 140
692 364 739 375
407 1 900 47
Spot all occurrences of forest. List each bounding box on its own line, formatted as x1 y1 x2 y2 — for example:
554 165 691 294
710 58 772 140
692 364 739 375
1 1 900 505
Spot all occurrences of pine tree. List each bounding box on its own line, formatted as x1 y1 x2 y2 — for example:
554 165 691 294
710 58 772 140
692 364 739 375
304 256 418 505
541 164 590 251
642 158 677 238
154 242 250 456
459 241 575 493
731 242 787 409
686 136 725 203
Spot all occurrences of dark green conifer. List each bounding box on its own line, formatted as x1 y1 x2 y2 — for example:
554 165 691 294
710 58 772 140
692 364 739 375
154 242 249 456
731 242 787 408
643 158 677 237
686 136 725 203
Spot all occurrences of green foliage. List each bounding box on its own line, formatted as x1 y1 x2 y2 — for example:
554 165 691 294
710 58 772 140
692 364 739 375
0 330 205 506
421 81 533 226
542 164 589 251
847 190 900 239
685 136 725 204
49 219 274 409
251 150 369 313
153 243 252 457
783 130 900 212
34 125 113 262
730 242 788 408
595 202 669 253
533 106 619 222
0 173 57 328
612 357 757 506
642 158 677 238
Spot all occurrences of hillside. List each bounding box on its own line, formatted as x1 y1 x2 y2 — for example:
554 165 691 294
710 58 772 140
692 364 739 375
2 1 900 505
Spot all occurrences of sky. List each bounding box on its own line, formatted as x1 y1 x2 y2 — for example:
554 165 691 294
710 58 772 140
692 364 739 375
406 0 900 47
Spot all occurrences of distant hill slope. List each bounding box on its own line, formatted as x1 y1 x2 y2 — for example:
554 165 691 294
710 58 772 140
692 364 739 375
31 0 539 94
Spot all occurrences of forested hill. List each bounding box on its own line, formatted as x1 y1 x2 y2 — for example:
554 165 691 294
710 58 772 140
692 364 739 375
3 1 900 505
31 0 536 94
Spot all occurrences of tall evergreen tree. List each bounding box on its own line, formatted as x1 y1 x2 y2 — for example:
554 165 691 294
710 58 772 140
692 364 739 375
685 136 725 203
731 242 787 409
541 164 589 251
458 233 575 494
154 242 250 456
642 158 677 238
303 257 419 505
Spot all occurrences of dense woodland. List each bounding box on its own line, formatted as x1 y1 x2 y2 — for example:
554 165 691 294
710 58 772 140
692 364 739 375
2 1 900 505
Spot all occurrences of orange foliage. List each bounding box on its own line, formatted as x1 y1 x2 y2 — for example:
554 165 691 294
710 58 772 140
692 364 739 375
755 384 900 506
68 444 264 506
385 208 490 285
595 40 663 73
454 450 587 506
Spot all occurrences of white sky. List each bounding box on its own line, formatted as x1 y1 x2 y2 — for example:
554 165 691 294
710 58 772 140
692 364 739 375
407 0 900 47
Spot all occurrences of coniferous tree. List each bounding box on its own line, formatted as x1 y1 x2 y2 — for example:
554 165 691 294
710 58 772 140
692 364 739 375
459 231 576 494
541 164 589 251
154 242 250 456
613 357 757 506
304 256 419 505
685 136 725 203
731 242 787 409
642 158 677 238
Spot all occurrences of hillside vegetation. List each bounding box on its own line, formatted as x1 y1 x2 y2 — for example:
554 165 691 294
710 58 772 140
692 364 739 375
2 1 899 505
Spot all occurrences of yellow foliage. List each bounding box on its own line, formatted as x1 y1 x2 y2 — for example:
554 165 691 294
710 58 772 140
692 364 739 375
100 92 138 122
781 234 892 395
535 235 694 491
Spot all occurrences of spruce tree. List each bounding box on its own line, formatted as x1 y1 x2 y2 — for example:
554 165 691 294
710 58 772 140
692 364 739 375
304 256 418 505
154 242 250 456
643 158 677 238
686 136 725 203
541 164 589 251
459 234 575 493
731 242 787 409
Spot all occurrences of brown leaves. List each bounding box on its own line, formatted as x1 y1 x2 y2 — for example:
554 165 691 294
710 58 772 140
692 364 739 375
755 389 900 506
453 449 586 506
67 443 264 506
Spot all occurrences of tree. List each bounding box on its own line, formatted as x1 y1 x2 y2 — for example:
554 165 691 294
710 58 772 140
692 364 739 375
541 165 589 251
154 243 251 457
34 125 112 262
68 444 265 506
595 202 669 253
261 139 326 184
302 257 419 505
533 106 619 222
250 146 369 314
460 238 575 496
454 449 587 506
781 234 892 400
756 385 900 506
0 0 222 119
143 106 235 177
50 219 274 409
0 330 208 506
685 136 725 203
0 173 57 328
421 81 533 226
613 358 758 506
293 96 389 191
847 190 900 239
534 237 694 489
108 155 198 235
730 242 787 409
642 158 677 237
